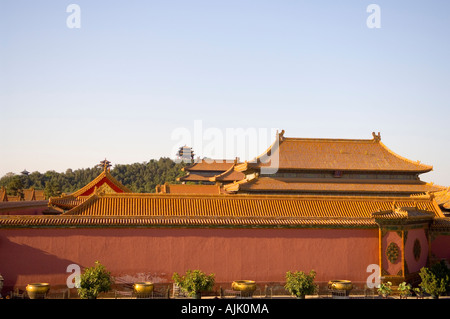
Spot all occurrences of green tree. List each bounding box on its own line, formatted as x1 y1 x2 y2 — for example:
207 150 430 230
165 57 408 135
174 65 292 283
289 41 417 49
0 158 188 195
419 265 449 298
284 270 317 298
7 176 24 198
78 261 113 299
44 179 62 198
172 270 215 298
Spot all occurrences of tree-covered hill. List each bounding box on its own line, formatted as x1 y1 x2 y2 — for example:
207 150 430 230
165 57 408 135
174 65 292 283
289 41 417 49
0 158 186 198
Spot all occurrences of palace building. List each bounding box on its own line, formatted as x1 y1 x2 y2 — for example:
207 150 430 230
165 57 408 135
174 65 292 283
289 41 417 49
0 132 449 293
177 158 245 185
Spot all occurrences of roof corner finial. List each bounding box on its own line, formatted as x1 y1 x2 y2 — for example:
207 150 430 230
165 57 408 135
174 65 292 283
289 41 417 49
98 158 112 172
372 132 381 142
278 129 285 141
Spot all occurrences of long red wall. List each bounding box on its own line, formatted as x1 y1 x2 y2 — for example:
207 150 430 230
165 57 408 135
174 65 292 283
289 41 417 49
0 227 379 290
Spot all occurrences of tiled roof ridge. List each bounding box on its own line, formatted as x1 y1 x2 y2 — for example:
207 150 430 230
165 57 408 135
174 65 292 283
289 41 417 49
70 169 131 197
59 191 444 219
0 214 379 228
377 140 432 172
73 191 442 200
209 161 245 182
281 136 374 143
209 162 236 180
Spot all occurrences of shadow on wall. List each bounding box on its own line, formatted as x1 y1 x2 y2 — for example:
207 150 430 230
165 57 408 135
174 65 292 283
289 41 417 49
0 236 76 290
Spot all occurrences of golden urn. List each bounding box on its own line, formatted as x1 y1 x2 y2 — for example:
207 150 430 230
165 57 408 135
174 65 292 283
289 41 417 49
232 280 256 296
328 280 353 297
26 283 50 299
133 282 154 296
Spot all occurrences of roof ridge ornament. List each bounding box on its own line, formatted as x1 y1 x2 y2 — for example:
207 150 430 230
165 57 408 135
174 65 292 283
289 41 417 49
278 129 285 141
98 159 112 172
372 132 381 142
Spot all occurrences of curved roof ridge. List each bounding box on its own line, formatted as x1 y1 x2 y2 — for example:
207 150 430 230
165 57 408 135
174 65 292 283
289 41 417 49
209 159 246 182
249 129 284 164
71 169 131 197
63 193 99 215
210 162 236 179
378 140 433 172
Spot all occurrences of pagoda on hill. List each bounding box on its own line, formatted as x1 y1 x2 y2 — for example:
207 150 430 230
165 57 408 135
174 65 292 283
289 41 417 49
223 131 444 196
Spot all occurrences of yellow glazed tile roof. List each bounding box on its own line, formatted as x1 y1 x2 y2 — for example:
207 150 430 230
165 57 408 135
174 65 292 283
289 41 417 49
240 131 433 173
224 177 444 194
1 193 444 228
0 214 378 228
62 193 443 219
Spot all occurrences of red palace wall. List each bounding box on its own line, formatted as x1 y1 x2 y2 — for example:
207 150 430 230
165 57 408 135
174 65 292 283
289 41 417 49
432 234 450 261
1 227 379 290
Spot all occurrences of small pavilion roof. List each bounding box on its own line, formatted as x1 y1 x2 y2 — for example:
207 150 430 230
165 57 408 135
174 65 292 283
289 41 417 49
209 163 245 183
179 158 242 182
182 159 236 172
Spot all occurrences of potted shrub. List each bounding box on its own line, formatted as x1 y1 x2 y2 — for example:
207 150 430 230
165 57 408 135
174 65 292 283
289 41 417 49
398 282 412 299
377 281 392 298
284 270 316 299
78 261 113 299
418 266 448 299
172 269 215 299
413 287 425 299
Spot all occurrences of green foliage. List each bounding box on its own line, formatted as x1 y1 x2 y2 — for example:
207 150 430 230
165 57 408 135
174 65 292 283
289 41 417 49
413 287 425 297
7 175 24 198
172 269 215 297
112 158 186 193
429 260 450 293
398 282 412 297
419 264 449 298
377 281 392 297
284 270 316 298
0 158 187 196
78 261 113 299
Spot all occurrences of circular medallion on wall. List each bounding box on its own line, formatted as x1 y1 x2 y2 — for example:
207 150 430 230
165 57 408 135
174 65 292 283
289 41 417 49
386 242 400 263
413 239 421 261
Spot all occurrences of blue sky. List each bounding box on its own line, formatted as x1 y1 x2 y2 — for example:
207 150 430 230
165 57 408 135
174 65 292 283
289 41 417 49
0 1 449 186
